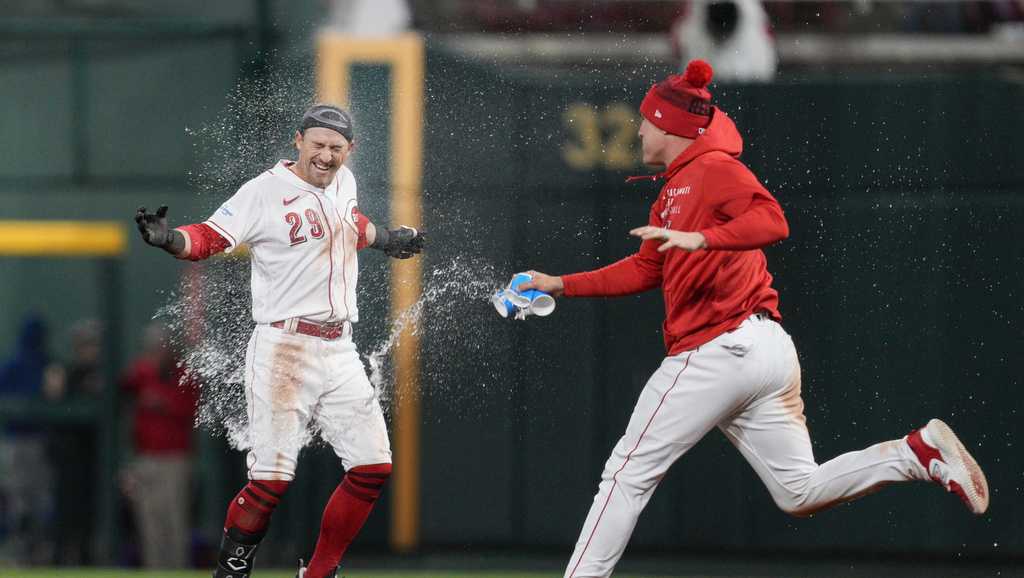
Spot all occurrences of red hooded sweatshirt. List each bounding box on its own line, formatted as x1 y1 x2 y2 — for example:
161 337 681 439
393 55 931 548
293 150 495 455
562 109 789 355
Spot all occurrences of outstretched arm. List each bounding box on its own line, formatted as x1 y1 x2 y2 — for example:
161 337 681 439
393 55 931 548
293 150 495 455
520 239 664 298
628 196 787 253
561 246 664 297
629 162 788 252
369 225 426 259
521 200 666 298
354 209 426 259
135 206 230 261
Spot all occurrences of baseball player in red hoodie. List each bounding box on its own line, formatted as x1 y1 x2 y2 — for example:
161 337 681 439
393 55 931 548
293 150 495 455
521 60 989 578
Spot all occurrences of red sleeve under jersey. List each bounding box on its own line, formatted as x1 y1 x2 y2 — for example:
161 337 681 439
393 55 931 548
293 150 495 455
353 208 372 250
175 223 231 261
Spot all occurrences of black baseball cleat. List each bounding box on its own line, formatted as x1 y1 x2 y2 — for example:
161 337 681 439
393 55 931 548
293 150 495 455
212 527 265 578
295 559 338 578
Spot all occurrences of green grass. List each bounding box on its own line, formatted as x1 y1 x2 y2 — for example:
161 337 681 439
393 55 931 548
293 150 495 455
3 572 571 578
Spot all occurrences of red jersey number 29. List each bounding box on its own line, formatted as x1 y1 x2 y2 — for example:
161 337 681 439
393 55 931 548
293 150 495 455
285 210 326 246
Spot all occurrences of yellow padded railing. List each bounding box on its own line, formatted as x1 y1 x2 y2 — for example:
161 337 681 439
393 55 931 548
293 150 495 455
0 220 127 257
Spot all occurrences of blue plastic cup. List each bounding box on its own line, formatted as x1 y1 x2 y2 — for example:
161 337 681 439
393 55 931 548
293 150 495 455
510 273 556 316
492 290 518 318
492 273 556 318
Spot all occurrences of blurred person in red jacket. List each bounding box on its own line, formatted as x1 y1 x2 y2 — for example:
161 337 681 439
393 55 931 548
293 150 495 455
121 321 198 569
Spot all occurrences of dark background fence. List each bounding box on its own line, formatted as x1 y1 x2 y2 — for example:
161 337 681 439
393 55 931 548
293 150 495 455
411 49 1023 556
1 27 1021 568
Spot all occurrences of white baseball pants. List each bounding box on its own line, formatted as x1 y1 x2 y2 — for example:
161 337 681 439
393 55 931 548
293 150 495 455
243 324 391 481
565 314 929 578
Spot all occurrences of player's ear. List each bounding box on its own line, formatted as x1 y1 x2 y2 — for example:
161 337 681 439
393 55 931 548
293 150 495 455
294 130 303 150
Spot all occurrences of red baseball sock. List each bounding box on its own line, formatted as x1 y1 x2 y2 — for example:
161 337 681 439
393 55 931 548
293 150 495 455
305 463 392 578
224 479 291 535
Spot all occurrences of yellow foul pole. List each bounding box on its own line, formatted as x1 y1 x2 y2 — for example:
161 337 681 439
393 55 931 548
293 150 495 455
316 32 424 554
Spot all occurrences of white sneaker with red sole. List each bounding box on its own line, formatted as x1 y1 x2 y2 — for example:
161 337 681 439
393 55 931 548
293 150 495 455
906 418 989 515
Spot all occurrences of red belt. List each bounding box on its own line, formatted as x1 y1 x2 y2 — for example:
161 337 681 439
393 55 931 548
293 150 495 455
270 318 350 340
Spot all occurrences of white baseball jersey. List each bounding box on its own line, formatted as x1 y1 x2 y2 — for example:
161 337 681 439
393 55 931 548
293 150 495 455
206 160 364 325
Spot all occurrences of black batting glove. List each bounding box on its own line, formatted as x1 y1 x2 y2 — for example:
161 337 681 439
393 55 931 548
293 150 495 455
372 226 425 259
135 205 173 248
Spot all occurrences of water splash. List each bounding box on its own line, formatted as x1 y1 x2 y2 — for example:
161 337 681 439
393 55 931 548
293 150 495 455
156 258 253 449
158 254 507 450
365 255 504 411
159 52 518 450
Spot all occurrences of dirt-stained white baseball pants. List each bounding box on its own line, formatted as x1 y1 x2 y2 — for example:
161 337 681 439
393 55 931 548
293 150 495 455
565 314 929 578
243 323 392 480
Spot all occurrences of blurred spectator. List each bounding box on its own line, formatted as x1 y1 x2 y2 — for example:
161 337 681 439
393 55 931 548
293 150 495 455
64 319 104 398
0 315 60 564
120 322 198 569
0 316 63 398
672 0 777 82
46 319 104 566
327 0 412 36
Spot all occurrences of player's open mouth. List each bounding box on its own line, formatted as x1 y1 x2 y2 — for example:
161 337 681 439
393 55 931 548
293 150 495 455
312 161 332 172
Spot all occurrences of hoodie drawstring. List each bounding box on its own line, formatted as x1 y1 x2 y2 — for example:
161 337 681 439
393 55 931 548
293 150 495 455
625 163 686 184
625 173 663 183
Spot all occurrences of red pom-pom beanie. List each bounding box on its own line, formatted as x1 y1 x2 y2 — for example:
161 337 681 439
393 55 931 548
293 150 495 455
639 59 714 139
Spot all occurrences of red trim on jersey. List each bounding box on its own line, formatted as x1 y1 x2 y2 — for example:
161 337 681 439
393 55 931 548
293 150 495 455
330 180 351 319
177 223 231 261
312 193 337 320
204 219 237 248
353 207 371 250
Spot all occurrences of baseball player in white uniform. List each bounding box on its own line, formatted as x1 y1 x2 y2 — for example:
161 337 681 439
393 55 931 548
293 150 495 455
135 104 425 578
522 61 990 578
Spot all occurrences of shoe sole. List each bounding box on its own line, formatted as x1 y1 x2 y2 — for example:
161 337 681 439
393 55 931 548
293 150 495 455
927 418 990 515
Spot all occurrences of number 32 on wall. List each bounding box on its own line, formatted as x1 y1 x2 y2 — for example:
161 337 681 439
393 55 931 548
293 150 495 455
562 102 641 171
